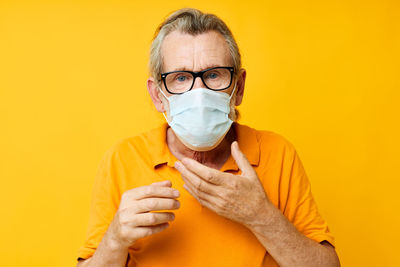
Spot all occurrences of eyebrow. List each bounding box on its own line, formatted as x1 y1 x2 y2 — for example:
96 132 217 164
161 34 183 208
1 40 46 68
170 64 222 72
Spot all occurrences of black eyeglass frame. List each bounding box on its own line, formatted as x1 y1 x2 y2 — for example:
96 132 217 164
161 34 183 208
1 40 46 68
160 66 235 95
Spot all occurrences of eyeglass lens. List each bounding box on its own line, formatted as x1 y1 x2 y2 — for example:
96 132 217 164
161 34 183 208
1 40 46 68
165 67 231 93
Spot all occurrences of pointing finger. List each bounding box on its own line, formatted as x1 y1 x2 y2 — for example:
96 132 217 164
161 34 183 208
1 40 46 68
231 141 255 176
178 158 229 185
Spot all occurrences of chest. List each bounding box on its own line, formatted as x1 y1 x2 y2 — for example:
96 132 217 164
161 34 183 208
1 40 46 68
122 166 268 266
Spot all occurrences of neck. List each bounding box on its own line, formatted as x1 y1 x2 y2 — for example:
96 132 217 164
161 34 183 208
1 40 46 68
166 124 236 170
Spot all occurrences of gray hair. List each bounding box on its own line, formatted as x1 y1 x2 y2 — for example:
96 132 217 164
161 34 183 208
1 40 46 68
149 8 242 83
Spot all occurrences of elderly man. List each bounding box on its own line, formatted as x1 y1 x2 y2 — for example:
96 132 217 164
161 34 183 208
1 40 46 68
77 8 340 267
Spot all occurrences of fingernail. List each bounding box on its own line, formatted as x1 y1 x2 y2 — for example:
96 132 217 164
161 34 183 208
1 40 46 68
174 161 182 169
173 190 180 197
234 141 240 151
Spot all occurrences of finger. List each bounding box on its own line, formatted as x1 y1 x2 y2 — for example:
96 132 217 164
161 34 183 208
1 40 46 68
183 182 221 206
231 141 255 176
133 212 175 227
151 180 172 187
178 158 229 185
126 185 180 200
175 161 219 195
135 223 170 238
135 197 180 213
183 183 219 212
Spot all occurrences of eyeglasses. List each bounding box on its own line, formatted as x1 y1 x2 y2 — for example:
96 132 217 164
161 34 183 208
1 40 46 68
160 66 235 94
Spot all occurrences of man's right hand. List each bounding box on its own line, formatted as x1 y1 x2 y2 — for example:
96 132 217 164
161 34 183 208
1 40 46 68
107 180 180 249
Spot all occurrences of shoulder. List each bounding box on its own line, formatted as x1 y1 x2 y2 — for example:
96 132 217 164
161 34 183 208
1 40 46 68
236 123 296 154
101 124 167 166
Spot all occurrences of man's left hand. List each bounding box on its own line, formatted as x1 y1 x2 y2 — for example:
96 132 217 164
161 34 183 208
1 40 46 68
174 141 274 228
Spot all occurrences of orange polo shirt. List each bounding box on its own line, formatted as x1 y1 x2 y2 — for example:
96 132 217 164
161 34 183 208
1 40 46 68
77 122 335 266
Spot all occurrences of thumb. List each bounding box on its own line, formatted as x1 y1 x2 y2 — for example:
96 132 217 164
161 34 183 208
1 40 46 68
231 141 256 177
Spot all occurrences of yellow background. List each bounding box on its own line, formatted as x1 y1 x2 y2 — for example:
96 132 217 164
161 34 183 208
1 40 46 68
1 0 399 266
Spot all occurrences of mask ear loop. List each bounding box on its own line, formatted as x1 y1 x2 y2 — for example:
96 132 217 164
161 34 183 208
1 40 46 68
229 83 237 100
226 81 238 124
158 87 171 124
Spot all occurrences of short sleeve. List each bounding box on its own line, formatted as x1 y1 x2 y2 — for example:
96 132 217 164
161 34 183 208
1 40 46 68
281 149 336 248
77 147 121 260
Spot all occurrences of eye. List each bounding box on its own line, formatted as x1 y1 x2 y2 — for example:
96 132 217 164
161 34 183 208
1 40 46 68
206 72 219 79
176 75 187 82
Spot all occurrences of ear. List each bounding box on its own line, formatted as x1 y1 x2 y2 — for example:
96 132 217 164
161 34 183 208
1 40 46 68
147 77 166 113
234 68 246 106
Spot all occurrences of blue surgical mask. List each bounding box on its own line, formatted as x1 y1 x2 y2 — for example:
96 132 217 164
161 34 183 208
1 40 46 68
160 85 237 151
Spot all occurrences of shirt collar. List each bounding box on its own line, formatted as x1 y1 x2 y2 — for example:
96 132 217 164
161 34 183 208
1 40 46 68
149 122 260 171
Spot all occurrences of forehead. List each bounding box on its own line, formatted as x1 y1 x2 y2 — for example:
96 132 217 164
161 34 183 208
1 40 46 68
161 30 232 73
